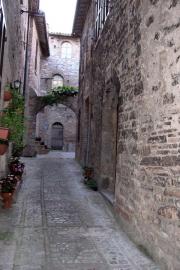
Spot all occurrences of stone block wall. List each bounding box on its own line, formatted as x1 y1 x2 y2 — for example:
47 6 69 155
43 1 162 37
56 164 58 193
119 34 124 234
36 104 77 152
77 0 180 269
40 33 80 94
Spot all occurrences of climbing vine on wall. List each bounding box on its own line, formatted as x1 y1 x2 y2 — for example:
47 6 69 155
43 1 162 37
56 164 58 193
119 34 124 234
0 89 25 156
42 86 78 106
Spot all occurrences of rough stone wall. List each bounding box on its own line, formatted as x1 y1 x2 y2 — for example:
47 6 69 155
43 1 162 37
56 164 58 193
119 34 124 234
77 0 180 269
36 104 77 152
40 34 80 94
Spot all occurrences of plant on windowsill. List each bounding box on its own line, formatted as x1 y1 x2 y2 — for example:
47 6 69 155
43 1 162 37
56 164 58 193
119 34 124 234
42 85 78 106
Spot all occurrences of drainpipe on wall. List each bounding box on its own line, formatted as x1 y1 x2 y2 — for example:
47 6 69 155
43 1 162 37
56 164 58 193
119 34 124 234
23 12 30 97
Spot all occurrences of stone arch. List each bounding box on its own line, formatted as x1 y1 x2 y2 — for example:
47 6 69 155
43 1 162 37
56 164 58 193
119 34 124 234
23 88 78 156
36 103 77 152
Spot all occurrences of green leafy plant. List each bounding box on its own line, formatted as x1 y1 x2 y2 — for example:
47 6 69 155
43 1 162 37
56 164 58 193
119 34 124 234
84 178 98 191
0 89 25 156
1 175 17 193
42 85 78 106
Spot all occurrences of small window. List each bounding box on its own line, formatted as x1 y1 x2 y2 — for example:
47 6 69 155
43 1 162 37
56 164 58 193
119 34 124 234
61 42 72 58
20 0 23 4
52 75 63 88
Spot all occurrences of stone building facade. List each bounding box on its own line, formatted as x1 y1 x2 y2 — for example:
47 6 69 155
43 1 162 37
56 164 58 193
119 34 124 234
0 0 29 176
73 0 180 269
23 0 50 156
35 33 80 152
40 33 80 94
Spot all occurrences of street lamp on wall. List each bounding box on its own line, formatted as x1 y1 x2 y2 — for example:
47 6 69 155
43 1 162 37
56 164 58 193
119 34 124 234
14 80 21 90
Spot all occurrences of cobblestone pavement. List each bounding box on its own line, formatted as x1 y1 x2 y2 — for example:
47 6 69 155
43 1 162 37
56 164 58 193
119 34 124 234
0 152 160 270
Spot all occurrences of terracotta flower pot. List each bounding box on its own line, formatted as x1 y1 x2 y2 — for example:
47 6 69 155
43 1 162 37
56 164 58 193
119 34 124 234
0 128 9 140
84 167 94 178
3 90 12 101
0 144 8 155
1 192 13 208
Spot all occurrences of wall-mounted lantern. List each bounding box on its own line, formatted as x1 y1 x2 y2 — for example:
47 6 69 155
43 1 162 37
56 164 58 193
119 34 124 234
14 80 21 90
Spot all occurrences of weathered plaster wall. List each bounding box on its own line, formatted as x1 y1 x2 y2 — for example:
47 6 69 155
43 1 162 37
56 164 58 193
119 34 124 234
77 0 180 269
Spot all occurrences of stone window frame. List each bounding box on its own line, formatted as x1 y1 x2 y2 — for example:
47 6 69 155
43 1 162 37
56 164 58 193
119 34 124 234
52 74 64 88
95 0 110 39
61 41 72 59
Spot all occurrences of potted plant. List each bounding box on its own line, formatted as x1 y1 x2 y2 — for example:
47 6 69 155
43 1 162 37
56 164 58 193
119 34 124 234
3 84 12 102
83 166 94 179
85 178 98 191
0 138 9 155
1 175 17 208
9 158 24 179
0 127 9 139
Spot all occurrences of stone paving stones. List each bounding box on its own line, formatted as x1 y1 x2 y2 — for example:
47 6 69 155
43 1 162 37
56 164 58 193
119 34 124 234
0 152 160 270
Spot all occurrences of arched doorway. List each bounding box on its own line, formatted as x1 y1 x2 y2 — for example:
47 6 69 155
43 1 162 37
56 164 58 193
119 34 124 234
51 122 64 150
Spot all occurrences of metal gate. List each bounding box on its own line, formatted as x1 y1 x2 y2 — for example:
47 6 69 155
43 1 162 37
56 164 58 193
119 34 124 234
51 122 63 150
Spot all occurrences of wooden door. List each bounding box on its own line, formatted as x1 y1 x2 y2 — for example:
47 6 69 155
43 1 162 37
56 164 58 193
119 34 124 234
51 123 63 150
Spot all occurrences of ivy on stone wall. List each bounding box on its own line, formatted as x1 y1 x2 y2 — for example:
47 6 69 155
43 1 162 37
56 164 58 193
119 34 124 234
0 89 25 156
42 86 78 106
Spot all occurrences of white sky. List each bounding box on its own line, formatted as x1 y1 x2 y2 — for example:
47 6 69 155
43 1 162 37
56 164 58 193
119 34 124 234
40 0 77 34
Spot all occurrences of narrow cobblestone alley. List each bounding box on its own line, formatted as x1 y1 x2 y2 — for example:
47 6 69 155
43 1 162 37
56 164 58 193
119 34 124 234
0 152 160 270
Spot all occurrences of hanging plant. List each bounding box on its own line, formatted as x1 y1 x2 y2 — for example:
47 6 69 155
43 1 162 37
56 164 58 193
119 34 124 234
42 85 78 106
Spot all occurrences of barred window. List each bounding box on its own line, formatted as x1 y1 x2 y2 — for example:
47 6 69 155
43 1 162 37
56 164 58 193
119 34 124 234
95 0 110 39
